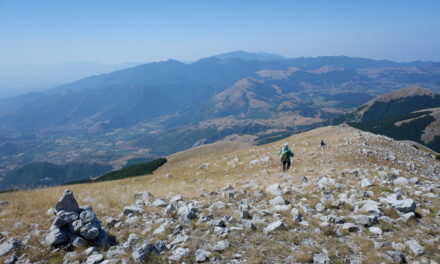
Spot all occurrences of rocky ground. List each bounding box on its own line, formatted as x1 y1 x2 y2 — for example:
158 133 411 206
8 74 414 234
0 125 439 263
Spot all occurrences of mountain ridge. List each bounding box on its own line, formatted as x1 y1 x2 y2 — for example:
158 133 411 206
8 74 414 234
335 86 440 152
1 54 440 189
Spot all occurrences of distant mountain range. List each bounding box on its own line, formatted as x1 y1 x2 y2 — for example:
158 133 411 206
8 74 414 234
0 51 439 190
334 86 440 152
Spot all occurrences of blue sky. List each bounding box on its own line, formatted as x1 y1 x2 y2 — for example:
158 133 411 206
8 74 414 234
1 0 439 66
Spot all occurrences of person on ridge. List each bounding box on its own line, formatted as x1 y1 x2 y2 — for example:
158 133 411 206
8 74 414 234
278 143 294 172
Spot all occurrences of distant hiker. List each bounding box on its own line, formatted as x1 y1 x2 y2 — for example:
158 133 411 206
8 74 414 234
320 140 326 147
278 143 294 172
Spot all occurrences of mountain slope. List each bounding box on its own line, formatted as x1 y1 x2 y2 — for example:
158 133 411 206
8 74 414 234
335 86 440 151
0 55 439 187
0 58 288 131
0 125 439 263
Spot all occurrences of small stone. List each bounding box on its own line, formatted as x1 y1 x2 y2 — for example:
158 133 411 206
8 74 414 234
409 177 420 184
168 247 190 261
46 208 55 216
123 205 144 216
170 195 182 203
266 184 282 196
263 221 286 234
71 235 87 247
71 219 84 233
393 177 409 185
402 212 416 222
315 203 325 212
55 190 80 213
269 196 285 206
390 199 416 213
405 239 425 255
80 222 101 240
360 178 373 188
209 201 226 210
241 210 252 220
155 241 167 253
86 254 104 264
45 228 69 246
80 207 98 223
132 242 158 263
318 177 336 189
283 187 292 195
243 220 257 231
53 211 79 227
0 238 22 257
84 246 99 256
359 200 381 215
291 208 303 222
210 220 226 228
386 250 406 263
195 249 211 262
272 204 291 212
313 251 330 264
212 240 229 252
101 260 119 264
351 215 377 227
368 227 383 235
152 199 167 207
163 204 176 216
333 216 345 224
134 191 155 202
153 221 169 235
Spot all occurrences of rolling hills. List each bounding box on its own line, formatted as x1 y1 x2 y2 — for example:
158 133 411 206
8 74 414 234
1 52 440 189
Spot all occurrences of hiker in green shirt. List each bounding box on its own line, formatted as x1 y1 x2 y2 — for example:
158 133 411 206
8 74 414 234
278 143 294 172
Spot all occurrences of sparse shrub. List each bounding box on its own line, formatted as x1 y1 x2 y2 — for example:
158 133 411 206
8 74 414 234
382 207 399 219
145 254 166 264
329 255 343 264
321 226 337 237
294 252 314 263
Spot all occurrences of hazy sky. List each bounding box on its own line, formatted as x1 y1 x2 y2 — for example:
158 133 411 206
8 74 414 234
1 0 439 66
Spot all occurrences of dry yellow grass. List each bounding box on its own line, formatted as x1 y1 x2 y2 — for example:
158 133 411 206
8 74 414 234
1 124 439 262
0 125 431 232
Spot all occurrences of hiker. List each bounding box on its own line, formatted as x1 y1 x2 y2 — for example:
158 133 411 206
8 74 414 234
278 143 294 172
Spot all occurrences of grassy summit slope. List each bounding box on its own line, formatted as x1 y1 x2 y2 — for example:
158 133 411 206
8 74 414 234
0 125 439 263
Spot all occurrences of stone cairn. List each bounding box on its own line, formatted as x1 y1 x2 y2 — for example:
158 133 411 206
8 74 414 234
45 190 115 248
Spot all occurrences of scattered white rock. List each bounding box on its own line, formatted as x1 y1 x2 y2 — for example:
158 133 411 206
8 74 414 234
405 239 425 255
266 184 282 196
0 238 22 257
263 221 286 234
169 247 190 261
212 240 229 252
393 177 409 185
195 249 211 262
360 178 373 188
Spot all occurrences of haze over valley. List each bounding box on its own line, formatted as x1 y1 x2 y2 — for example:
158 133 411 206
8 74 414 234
1 51 440 190
1 1 440 263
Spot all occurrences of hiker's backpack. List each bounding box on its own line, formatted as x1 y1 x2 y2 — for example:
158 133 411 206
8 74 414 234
281 150 290 161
